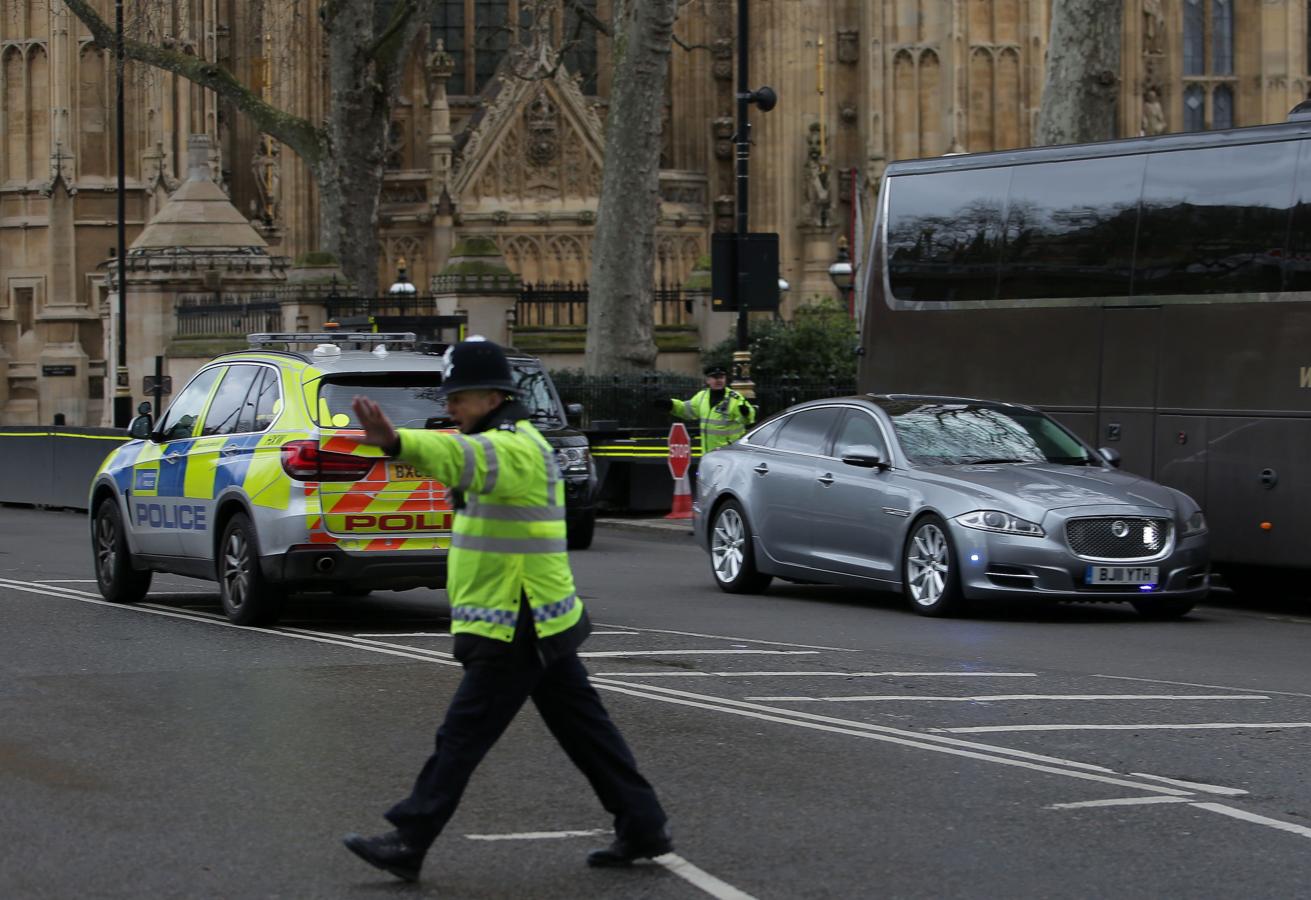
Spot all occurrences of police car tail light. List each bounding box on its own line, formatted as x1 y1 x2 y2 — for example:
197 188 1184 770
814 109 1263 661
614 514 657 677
280 440 374 482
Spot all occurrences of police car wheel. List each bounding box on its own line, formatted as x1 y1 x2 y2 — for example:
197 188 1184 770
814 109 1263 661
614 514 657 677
567 510 595 550
93 500 152 604
217 513 285 626
709 500 772 594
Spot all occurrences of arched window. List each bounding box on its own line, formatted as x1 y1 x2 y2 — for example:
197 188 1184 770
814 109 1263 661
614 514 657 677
1182 0 1239 130
1184 84 1206 132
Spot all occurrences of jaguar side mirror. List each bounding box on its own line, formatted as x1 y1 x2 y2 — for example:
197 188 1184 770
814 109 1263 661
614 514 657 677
1098 447 1122 468
128 415 153 440
841 445 888 470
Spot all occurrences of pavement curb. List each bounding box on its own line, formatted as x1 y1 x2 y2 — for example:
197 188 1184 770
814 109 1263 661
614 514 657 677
597 517 695 538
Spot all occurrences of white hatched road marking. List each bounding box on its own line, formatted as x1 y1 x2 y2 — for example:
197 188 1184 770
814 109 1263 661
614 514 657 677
748 694 1270 703
465 829 609 841
579 649 819 658
1092 672 1311 700
593 671 1038 678
933 722 1311 734
1128 773 1249 796
1048 797 1194 810
593 622 857 652
5 578 1293 846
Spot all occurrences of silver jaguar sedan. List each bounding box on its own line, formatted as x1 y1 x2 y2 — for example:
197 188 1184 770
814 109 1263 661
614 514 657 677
692 395 1210 618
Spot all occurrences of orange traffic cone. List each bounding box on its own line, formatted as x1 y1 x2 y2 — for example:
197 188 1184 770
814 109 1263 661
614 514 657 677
666 472 693 519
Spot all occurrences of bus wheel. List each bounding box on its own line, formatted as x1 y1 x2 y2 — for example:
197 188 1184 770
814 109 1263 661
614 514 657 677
903 515 964 617
1131 598 1195 620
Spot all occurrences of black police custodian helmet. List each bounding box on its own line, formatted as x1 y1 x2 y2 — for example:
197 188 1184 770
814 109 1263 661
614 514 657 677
438 337 518 396
704 364 728 377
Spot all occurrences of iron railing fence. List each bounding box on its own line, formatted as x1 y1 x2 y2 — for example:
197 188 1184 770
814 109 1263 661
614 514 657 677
175 298 282 336
551 372 857 429
517 282 694 328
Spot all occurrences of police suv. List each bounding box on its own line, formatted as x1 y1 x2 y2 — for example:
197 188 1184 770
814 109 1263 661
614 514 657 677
89 333 596 625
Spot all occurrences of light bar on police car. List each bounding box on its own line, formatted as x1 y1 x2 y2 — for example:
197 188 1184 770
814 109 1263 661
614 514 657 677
247 332 417 347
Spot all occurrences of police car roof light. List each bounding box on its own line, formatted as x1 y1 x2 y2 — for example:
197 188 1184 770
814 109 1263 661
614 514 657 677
247 332 418 347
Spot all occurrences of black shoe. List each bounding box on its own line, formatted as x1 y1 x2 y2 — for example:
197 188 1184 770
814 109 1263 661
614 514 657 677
343 830 425 882
586 826 674 867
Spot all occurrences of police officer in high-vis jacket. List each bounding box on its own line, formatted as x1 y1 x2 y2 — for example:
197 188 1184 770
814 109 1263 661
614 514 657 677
343 339 670 883
659 364 757 454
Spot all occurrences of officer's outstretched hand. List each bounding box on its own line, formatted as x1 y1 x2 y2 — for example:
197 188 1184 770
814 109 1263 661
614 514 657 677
352 396 398 450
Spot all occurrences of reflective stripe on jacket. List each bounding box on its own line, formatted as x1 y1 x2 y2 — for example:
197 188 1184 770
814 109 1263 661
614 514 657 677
395 420 583 643
671 388 756 454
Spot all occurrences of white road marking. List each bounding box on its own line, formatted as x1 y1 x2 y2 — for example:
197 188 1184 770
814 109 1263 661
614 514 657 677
589 630 643 635
593 622 857 652
1048 796 1195 810
655 852 760 900
592 671 1038 678
10 577 1309 850
932 723 1311 734
748 694 1270 703
1190 802 1311 840
580 649 819 658
353 632 452 638
1092 672 1311 700
465 829 609 841
1128 773 1248 796
33 579 99 583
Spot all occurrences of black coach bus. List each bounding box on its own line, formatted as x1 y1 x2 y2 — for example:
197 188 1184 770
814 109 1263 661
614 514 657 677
858 115 1311 587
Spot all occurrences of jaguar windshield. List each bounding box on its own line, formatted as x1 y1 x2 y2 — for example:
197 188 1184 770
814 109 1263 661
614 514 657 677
880 402 1095 467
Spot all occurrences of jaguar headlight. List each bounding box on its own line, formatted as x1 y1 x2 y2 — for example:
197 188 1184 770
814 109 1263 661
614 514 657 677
955 510 1045 537
555 446 591 475
1183 509 1207 536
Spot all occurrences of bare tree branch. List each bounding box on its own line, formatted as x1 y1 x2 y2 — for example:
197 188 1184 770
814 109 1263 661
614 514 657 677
672 33 712 53
63 0 326 163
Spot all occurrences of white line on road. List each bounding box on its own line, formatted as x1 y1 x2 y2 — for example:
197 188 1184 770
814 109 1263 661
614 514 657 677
593 622 858 652
353 632 451 638
1190 802 1311 840
1128 773 1248 796
748 694 1271 703
655 853 760 900
7 577 1306 850
592 671 1038 678
932 723 1311 734
579 649 819 658
458 831 758 898
465 829 609 841
1048 797 1194 810
1092 672 1311 700
33 579 99 583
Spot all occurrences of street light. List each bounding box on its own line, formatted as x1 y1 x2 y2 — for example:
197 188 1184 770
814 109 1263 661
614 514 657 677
828 237 854 317
387 257 417 296
112 0 130 428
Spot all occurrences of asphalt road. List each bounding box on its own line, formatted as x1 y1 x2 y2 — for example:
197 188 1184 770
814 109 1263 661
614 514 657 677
3 507 1310 899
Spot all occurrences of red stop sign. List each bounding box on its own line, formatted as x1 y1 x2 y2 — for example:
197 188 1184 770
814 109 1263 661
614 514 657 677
667 422 692 479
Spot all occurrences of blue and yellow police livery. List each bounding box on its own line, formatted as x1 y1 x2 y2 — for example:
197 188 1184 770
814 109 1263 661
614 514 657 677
89 333 468 625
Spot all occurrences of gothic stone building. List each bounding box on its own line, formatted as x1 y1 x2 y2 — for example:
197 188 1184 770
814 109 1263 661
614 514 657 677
2 0 1309 425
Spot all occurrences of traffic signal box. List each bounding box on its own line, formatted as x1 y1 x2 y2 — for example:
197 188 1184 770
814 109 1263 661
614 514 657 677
711 233 781 312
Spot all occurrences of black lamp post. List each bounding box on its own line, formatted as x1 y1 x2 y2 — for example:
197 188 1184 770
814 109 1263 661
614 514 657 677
112 0 131 428
732 0 776 397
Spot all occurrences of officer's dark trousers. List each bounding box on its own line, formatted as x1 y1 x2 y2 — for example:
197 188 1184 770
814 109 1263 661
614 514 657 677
384 649 667 850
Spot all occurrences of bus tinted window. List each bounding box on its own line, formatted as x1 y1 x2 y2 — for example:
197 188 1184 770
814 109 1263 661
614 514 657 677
1133 143 1296 297
1283 140 1311 292
886 168 1010 302
999 156 1145 299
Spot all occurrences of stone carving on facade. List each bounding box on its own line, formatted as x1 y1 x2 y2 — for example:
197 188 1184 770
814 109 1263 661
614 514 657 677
1141 86 1167 136
837 27 860 65
251 134 280 225
1143 0 1166 57
525 90 560 167
713 116 734 160
712 37 734 81
803 122 831 228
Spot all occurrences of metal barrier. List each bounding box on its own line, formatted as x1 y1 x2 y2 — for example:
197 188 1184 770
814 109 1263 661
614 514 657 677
0 428 129 510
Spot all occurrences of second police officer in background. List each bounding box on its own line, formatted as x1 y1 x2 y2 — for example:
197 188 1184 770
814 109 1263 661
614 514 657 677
343 338 671 883
655 364 757 456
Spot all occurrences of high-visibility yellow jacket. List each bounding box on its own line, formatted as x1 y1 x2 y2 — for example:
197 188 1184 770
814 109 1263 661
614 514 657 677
671 388 756 454
395 416 583 646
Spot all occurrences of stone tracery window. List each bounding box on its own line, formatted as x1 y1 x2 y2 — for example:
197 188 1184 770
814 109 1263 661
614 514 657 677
1182 0 1237 130
431 0 599 97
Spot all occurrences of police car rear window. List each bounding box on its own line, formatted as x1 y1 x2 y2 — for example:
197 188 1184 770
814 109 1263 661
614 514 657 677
316 374 453 429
